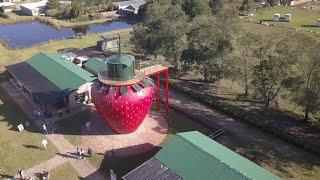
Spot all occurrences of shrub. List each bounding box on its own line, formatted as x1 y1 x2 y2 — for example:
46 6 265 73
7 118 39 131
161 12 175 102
0 13 9 19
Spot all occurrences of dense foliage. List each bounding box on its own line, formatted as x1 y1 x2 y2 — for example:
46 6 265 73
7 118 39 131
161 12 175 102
132 0 320 123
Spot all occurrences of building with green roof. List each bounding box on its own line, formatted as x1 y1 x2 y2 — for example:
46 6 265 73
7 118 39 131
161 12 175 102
83 57 106 76
123 131 280 180
6 52 96 117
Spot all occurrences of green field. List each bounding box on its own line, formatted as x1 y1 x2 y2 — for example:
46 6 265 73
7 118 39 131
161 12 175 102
50 162 79 180
0 86 57 177
254 6 320 31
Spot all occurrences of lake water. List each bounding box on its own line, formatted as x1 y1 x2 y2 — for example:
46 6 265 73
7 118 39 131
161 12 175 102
0 21 133 49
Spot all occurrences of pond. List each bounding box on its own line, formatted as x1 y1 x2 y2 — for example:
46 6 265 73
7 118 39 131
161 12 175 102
0 21 133 49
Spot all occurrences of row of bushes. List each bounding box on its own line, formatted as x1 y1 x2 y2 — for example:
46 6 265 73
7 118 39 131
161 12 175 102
0 13 9 19
169 79 320 154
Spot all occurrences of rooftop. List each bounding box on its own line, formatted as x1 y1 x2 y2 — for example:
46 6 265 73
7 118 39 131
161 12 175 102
123 131 280 180
20 0 48 9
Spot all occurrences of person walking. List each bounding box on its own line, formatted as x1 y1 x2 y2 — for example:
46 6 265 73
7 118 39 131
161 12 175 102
18 169 24 180
58 109 62 118
80 149 85 159
41 122 48 134
41 139 48 150
87 147 92 158
76 147 80 159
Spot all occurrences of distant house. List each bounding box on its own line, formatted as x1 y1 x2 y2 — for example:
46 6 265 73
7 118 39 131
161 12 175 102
20 0 48 16
0 2 14 13
112 0 145 16
0 0 20 2
123 131 280 180
6 52 95 117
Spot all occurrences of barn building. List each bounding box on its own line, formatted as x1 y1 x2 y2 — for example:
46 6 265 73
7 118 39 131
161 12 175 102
123 131 280 180
6 52 95 118
20 0 47 16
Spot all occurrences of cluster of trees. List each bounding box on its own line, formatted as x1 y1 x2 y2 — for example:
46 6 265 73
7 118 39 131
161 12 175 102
132 0 320 122
46 0 113 19
231 32 320 121
132 0 238 82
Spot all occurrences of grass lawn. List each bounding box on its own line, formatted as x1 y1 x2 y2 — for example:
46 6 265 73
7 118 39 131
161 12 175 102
49 162 79 180
254 6 320 31
56 112 90 146
0 86 57 177
0 28 132 68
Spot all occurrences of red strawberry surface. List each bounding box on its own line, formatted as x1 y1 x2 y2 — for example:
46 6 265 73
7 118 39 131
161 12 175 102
91 82 154 134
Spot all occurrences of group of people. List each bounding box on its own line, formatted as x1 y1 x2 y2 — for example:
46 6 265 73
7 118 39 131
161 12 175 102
17 169 49 180
76 147 92 159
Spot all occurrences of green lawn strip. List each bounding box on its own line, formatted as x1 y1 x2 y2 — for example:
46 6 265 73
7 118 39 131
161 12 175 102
254 6 320 31
0 86 57 176
49 162 79 180
56 112 90 146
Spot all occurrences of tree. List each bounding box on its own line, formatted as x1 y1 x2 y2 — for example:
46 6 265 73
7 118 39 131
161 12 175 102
239 0 256 14
185 16 230 82
97 0 112 11
180 0 212 19
47 0 60 9
70 0 86 19
132 0 188 66
232 32 259 96
251 35 298 107
209 0 226 15
284 35 320 122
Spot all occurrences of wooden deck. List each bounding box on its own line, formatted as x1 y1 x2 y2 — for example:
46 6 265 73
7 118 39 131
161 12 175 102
98 65 168 86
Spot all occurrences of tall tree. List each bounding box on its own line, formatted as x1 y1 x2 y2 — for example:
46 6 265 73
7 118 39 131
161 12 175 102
251 34 298 107
132 0 188 66
180 0 212 19
209 0 226 15
284 35 320 121
185 16 229 82
232 32 258 96
70 0 86 19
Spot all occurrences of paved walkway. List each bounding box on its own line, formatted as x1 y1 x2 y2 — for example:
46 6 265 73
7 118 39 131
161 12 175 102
166 89 320 178
14 156 67 179
2 82 104 179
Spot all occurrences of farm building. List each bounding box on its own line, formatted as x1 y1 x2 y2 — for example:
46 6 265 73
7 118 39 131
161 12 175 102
113 0 145 16
0 2 14 13
0 0 20 2
83 57 106 76
6 52 96 118
20 0 48 16
123 131 280 180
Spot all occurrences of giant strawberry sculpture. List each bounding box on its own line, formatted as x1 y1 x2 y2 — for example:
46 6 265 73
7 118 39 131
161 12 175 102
91 39 155 134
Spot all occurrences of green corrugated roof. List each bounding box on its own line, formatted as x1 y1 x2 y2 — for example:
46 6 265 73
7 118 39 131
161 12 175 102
27 52 95 92
83 57 106 75
155 131 280 180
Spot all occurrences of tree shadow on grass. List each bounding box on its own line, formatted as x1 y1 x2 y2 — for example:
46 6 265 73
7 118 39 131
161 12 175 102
301 25 319 28
0 174 14 179
22 144 42 150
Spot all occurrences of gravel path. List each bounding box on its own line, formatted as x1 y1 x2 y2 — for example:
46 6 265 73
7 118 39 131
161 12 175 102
14 156 67 179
